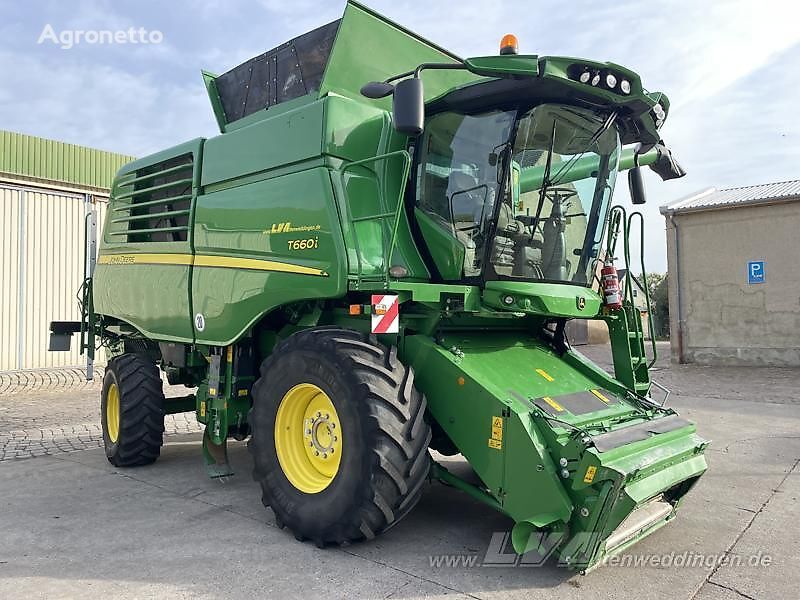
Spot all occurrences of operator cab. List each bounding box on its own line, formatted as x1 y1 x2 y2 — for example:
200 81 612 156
413 102 619 288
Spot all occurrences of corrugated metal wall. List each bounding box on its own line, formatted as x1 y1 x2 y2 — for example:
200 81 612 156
0 187 21 371
0 130 134 191
0 183 107 370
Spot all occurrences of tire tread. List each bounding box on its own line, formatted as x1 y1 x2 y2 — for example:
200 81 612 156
249 327 431 545
104 353 165 467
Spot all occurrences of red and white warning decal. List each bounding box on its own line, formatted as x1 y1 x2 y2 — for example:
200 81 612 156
371 294 399 334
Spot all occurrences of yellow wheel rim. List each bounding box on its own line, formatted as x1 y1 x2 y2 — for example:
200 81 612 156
274 383 343 493
106 382 121 443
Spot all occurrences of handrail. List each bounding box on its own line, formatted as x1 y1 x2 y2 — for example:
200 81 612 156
628 211 658 367
78 212 92 355
619 208 647 367
605 206 623 259
338 150 411 286
605 205 655 368
78 210 96 366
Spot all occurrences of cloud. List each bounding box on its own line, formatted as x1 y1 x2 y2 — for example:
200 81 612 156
0 51 216 156
1 0 797 273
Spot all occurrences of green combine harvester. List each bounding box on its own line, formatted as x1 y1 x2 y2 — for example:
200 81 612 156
51 1 707 571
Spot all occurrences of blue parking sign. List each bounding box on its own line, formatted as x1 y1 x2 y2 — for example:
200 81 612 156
747 261 765 284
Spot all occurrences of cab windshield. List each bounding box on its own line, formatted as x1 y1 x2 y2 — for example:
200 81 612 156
415 103 620 285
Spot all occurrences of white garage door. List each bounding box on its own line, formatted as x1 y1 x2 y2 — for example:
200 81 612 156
0 183 106 371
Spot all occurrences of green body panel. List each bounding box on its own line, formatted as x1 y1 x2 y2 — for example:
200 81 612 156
318 2 479 107
200 101 323 188
192 167 347 345
463 55 540 77
94 261 194 342
95 138 204 342
201 70 226 133
325 97 428 280
95 89 432 344
414 209 465 280
483 281 602 318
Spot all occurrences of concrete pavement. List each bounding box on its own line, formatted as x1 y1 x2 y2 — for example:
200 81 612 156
0 345 797 599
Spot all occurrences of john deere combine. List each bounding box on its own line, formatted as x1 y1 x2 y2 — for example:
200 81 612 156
51 1 707 571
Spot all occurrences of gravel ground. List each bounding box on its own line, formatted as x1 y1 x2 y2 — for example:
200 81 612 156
0 367 202 460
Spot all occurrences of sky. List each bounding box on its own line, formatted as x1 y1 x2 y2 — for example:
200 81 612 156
1 0 799 271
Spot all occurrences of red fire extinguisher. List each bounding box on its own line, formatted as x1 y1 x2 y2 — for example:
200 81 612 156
601 261 622 310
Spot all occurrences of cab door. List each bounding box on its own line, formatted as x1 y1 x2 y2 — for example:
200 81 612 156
413 110 515 281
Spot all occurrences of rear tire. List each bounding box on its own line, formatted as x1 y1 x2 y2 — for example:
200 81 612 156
101 353 165 467
249 327 431 546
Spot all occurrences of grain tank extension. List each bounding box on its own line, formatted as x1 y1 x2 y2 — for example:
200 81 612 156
50 0 707 571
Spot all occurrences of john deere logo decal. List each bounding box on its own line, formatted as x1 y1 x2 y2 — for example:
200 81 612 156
577 297 586 310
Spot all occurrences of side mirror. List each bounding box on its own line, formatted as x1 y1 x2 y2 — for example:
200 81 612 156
649 142 687 181
628 166 647 205
392 77 424 137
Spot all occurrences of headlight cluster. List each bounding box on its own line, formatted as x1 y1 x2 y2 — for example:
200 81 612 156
569 65 632 95
652 103 666 128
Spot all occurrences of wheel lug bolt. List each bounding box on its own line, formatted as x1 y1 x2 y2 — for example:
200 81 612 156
315 450 320 456
308 442 313 447
322 453 327 459
332 436 338 442
317 411 322 418
325 413 329 419
330 423 336 429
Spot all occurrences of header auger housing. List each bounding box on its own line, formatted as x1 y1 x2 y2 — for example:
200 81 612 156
50 0 706 571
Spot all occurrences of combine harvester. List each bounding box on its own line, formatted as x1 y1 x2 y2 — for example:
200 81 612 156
51 1 707 571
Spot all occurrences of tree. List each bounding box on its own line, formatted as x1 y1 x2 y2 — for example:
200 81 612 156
644 273 670 339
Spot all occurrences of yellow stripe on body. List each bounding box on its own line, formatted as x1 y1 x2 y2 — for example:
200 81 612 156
97 253 192 266
193 254 326 276
97 253 327 277
590 389 611 403
542 396 564 412
535 368 555 382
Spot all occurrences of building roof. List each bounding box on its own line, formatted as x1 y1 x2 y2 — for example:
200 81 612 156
0 130 134 192
660 179 800 215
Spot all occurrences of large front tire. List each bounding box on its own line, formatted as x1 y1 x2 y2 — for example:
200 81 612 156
249 327 431 546
101 354 165 467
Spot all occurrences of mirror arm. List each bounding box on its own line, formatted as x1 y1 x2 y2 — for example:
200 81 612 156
384 62 466 84
632 143 643 168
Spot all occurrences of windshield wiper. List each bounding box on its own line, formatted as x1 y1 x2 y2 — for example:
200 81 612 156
527 119 558 237
550 111 618 185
